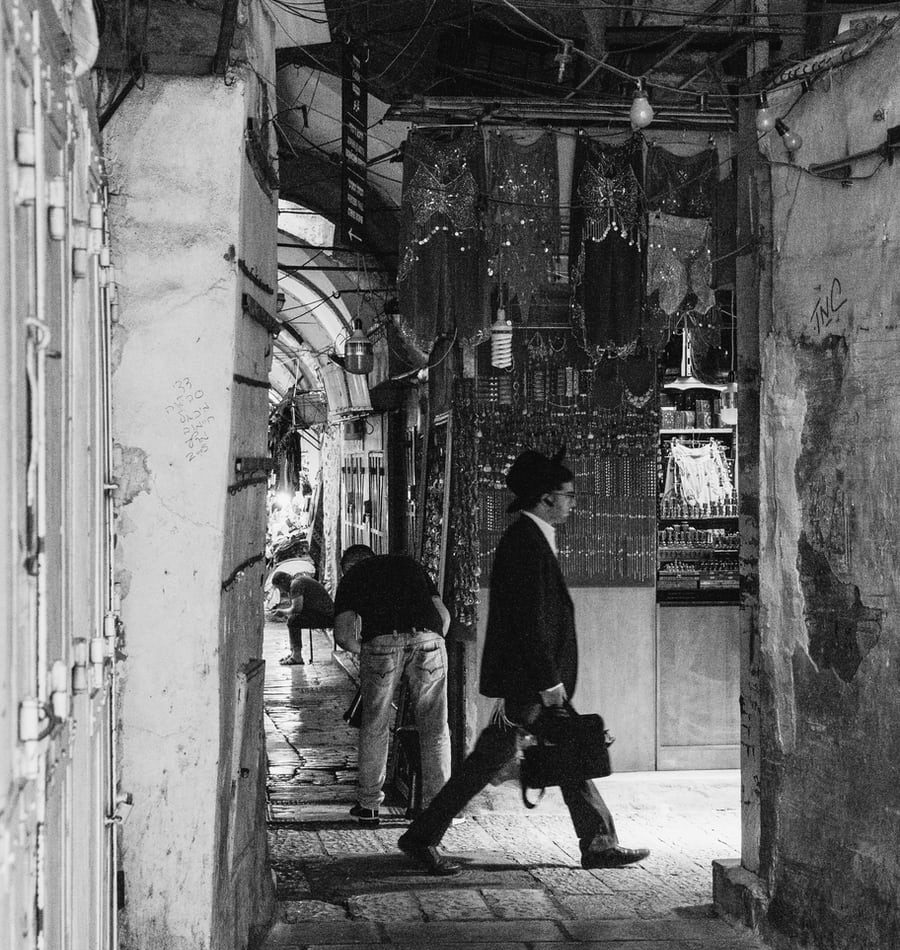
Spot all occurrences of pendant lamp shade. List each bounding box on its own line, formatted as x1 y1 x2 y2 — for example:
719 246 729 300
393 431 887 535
344 319 374 375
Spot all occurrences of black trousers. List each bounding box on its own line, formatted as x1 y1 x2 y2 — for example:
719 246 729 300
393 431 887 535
404 700 619 854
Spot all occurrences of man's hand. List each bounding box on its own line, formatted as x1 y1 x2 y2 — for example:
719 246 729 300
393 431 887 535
539 683 567 707
334 610 362 655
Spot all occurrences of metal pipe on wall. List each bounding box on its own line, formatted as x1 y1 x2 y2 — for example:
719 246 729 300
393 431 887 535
29 17 50 950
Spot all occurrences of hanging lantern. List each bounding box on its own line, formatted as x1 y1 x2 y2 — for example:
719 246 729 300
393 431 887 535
490 308 513 369
630 80 654 130
344 319 373 375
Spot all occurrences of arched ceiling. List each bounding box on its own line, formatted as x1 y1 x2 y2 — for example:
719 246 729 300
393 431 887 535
271 211 394 420
276 67 407 268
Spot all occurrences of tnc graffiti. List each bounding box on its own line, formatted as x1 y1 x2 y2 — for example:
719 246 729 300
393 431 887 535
809 277 847 333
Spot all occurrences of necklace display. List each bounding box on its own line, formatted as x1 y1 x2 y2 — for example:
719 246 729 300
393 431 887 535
472 335 658 587
445 382 481 629
420 423 448 585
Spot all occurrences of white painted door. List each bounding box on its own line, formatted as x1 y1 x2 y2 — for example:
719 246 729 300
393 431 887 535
0 4 119 948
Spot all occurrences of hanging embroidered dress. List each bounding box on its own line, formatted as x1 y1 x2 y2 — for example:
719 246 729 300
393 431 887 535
485 130 559 321
570 134 645 358
646 213 714 316
643 146 719 350
397 128 487 357
645 145 717 219
645 213 719 353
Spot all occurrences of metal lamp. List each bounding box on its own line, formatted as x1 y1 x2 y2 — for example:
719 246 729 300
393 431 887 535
344 319 374 375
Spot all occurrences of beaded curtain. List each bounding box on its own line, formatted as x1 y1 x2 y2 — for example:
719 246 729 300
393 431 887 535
486 131 559 320
397 128 488 357
570 134 646 359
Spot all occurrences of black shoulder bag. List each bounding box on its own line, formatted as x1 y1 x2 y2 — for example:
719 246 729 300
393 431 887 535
520 702 614 808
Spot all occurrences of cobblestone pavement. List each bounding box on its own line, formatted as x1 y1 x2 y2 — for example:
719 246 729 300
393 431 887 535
259 623 768 950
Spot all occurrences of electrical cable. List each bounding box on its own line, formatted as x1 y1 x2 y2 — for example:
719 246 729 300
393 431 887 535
370 0 439 81
480 0 900 18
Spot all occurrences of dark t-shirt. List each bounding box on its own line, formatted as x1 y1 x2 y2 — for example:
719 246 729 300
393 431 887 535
288 575 335 627
333 554 442 642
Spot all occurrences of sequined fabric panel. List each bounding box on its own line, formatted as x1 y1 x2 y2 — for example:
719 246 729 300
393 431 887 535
577 138 644 248
398 129 482 281
486 131 559 315
646 146 716 219
647 213 714 316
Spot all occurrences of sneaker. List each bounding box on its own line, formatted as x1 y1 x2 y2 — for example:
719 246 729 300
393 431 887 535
349 804 380 827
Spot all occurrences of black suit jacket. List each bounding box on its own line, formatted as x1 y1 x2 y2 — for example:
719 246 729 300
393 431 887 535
479 515 578 703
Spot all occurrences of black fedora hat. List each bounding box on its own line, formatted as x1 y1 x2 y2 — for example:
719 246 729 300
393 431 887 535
505 447 569 513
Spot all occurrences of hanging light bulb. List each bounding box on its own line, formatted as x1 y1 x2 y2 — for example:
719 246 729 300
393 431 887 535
490 307 513 370
630 80 654 130
755 93 776 134
775 118 803 154
554 39 573 83
343 318 374 375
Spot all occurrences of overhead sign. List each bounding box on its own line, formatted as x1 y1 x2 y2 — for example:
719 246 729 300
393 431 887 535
341 41 367 247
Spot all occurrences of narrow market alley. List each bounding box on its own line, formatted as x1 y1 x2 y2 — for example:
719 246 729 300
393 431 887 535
259 622 766 949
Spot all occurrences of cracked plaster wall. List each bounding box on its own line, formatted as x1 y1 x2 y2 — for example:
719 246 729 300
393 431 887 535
757 28 900 949
107 58 275 950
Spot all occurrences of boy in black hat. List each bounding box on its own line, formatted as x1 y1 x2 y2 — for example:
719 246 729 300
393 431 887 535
397 448 650 875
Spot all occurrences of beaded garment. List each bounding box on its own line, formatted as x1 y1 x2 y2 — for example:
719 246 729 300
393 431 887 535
646 213 714 317
486 131 559 319
397 128 487 354
577 137 644 248
646 145 716 219
570 135 645 358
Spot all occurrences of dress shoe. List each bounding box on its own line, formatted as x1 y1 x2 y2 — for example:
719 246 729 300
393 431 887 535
397 832 461 876
581 845 650 869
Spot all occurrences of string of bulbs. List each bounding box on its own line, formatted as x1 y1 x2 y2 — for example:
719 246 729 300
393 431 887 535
755 93 802 154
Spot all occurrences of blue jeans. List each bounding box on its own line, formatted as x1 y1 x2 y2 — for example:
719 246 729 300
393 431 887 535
357 631 451 810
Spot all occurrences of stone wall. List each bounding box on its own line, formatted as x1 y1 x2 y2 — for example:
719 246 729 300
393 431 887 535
108 54 276 950
756 25 900 949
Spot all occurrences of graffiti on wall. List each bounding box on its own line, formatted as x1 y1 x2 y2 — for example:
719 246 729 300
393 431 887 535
808 278 848 335
166 376 215 461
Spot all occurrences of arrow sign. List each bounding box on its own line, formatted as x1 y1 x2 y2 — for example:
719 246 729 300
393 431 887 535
340 40 367 247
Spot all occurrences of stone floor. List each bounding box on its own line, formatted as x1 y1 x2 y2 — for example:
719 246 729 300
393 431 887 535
259 623 769 950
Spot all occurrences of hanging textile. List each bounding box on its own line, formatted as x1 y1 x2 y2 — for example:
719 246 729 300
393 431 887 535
486 131 559 319
645 145 717 218
397 128 487 356
570 134 645 358
663 439 733 507
646 213 715 318
712 172 737 288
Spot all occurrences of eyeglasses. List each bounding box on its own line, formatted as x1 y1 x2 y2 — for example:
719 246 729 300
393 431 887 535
551 490 577 499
